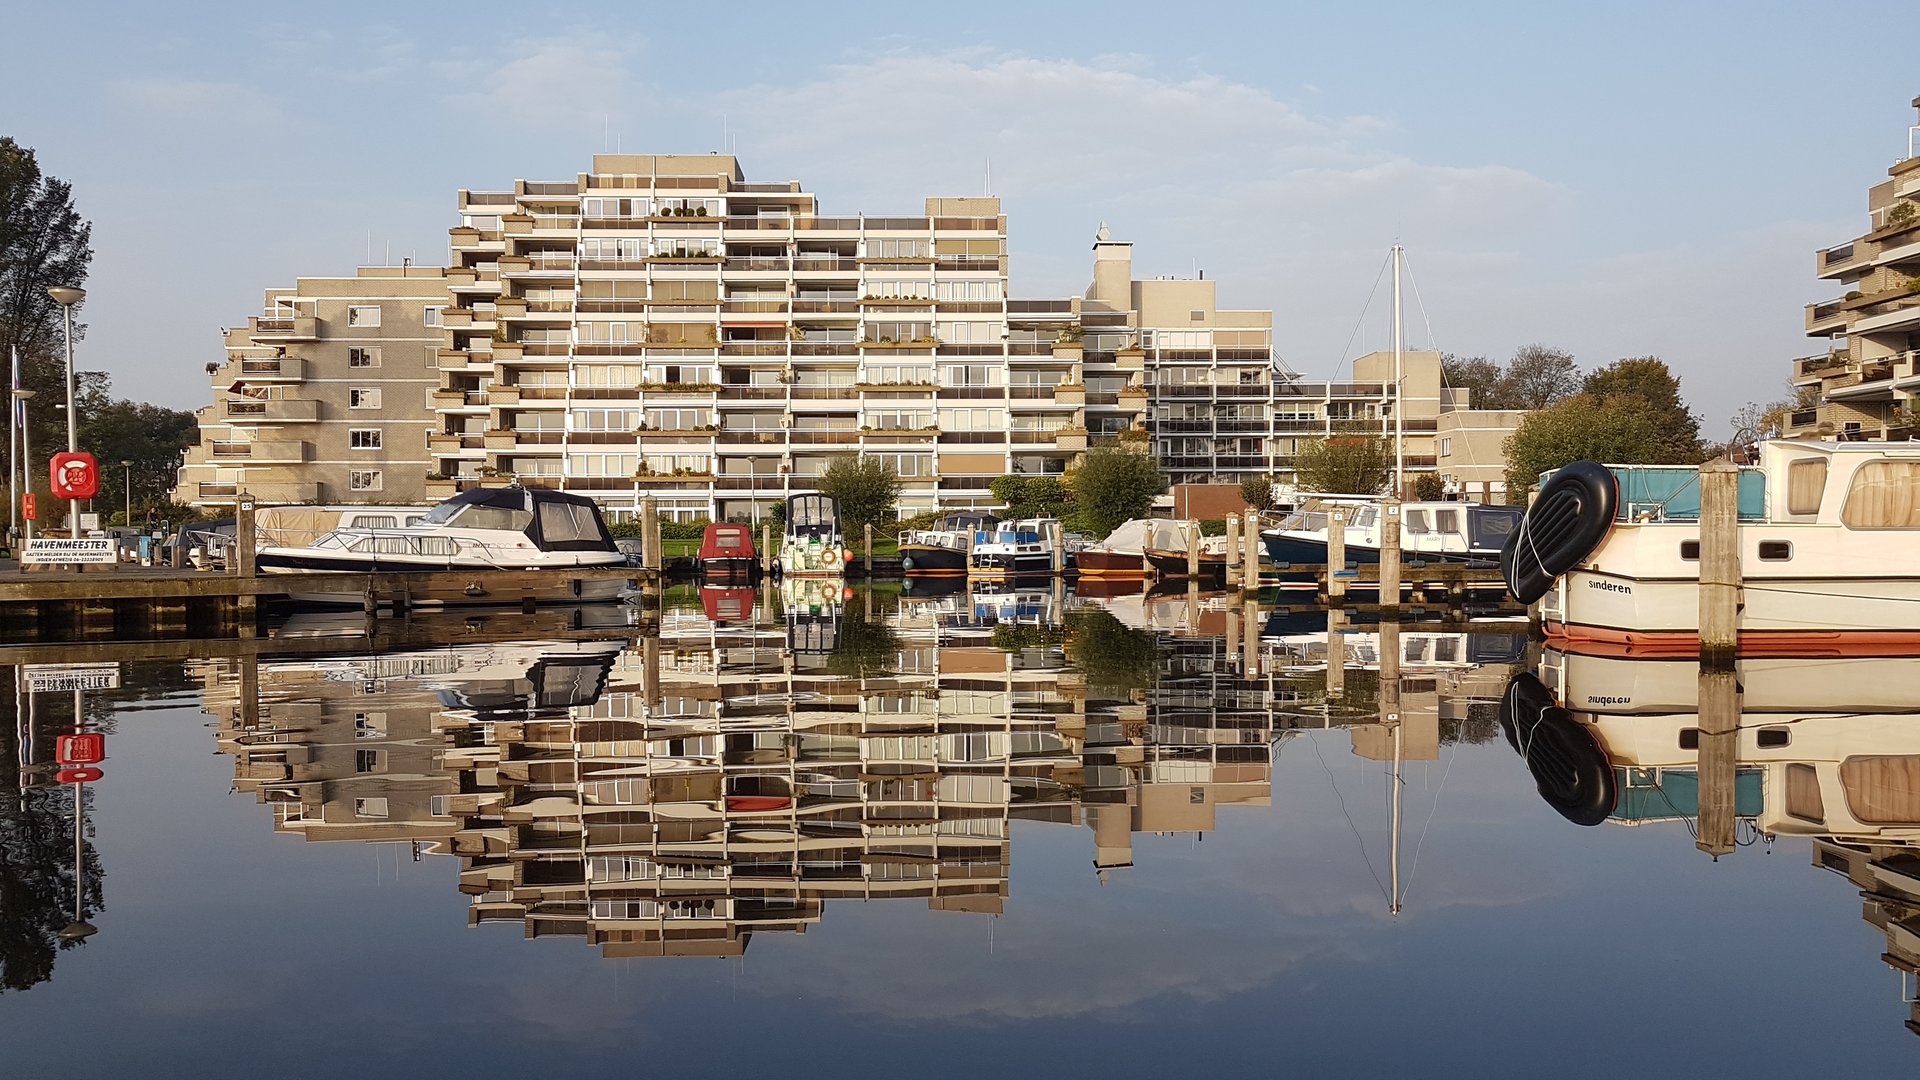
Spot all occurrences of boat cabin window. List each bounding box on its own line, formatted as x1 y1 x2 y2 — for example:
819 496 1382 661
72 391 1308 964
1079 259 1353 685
1434 509 1461 535
1840 461 1920 528
713 531 744 549
1352 507 1377 528
1405 510 1430 535
425 499 533 531
1466 506 1520 549
1840 755 1920 823
1784 764 1824 824
1786 458 1827 516
539 501 604 545
350 515 398 529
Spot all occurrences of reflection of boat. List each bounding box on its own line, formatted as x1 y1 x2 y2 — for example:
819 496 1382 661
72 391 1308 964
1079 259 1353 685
1541 650 1920 716
1513 443 1920 652
899 512 998 577
779 494 851 577
971 518 1069 576
1075 518 1192 577
700 585 758 625
695 523 759 584
258 486 629 606
1145 529 1228 580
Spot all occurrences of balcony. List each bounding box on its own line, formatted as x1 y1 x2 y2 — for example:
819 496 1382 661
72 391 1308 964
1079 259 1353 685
1807 297 1849 333
224 398 318 422
250 315 318 342
196 480 319 504
1794 351 1850 384
237 356 304 381
1818 241 1864 279
209 439 309 464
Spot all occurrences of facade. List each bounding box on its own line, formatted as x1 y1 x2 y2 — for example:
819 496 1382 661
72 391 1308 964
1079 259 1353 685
175 267 449 507
1787 96 1920 440
178 152 1519 515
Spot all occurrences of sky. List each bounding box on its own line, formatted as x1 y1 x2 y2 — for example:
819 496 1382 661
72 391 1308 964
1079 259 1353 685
2 1 1913 436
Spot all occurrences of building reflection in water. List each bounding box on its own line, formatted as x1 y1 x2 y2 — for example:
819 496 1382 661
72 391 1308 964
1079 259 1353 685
195 583 1525 961
1527 648 1920 1038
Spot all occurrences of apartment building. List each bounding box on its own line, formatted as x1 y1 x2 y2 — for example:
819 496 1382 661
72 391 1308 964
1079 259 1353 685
1788 96 1920 440
175 267 449 507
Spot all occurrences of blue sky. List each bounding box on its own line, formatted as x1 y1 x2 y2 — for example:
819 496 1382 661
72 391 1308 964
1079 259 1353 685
3 1 1912 434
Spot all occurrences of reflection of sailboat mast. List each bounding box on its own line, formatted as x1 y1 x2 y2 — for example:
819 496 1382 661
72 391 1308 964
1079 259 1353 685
1390 722 1403 916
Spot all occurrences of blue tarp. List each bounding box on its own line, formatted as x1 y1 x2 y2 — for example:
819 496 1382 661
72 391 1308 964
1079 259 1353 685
1575 466 1767 521
1610 767 1764 821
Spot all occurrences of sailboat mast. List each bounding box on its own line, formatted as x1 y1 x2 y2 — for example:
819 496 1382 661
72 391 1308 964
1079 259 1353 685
1390 720 1403 915
1391 244 1405 499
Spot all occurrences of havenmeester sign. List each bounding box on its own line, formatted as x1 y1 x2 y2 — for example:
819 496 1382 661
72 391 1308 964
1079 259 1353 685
23 537 116 564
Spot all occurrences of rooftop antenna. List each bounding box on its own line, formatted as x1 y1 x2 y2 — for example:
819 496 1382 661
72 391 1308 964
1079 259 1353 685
983 155 993 197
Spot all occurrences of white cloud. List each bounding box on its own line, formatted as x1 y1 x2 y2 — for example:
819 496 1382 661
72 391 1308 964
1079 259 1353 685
442 37 642 132
106 77 281 126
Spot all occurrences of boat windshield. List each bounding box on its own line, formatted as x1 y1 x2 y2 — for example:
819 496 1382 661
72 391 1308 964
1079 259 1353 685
424 502 533 531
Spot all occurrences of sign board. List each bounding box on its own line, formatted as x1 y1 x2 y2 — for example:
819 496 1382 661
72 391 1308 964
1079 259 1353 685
20 493 34 521
23 537 116 564
56 733 105 765
78 513 100 532
24 663 120 693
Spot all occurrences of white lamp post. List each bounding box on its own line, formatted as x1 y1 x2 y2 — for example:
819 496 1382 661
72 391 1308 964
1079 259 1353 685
121 460 132 527
12 389 34 541
45 287 83 455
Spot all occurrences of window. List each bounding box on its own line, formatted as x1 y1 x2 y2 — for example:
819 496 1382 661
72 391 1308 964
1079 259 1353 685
349 429 383 450
423 306 443 328
1840 460 1920 528
1434 509 1461 535
349 388 381 409
1439 436 1453 458
1787 457 1827 515
1784 764 1823 824
353 798 389 819
355 749 384 774
348 347 379 368
353 711 386 739
349 469 384 492
1405 509 1429 535
347 305 381 327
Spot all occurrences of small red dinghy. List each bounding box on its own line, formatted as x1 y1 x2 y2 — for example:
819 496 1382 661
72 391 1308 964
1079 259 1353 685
696 523 759 584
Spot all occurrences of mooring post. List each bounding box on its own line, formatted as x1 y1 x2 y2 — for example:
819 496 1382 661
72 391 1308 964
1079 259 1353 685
235 495 257 636
1225 513 1242 589
1186 523 1200 580
1242 510 1260 590
1225 599 1241 668
641 497 660 575
864 522 873 578
1378 500 1402 615
1326 508 1348 603
761 523 774 574
1326 606 1347 701
1696 456 1743 857
1242 590 1259 676
642 634 661 707
1051 523 1066 576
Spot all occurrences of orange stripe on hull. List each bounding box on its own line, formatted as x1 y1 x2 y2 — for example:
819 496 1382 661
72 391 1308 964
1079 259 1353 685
1544 621 1920 659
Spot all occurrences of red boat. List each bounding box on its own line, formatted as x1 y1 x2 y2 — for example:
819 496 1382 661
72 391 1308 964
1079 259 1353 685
700 585 757 624
696 523 759 583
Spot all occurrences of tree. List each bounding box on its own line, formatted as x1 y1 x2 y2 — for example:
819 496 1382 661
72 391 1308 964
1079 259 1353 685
1503 393 1680 496
1441 354 1505 408
990 474 1072 519
1499 344 1580 410
0 138 94 469
816 456 900 539
1728 384 1816 457
1293 427 1392 495
1238 474 1277 512
1065 609 1157 699
1580 356 1702 461
1411 472 1446 501
76 381 200 516
1067 445 1166 538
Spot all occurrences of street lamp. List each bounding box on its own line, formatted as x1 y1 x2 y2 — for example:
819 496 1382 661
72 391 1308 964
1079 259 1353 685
12 389 34 541
46 287 83 455
121 460 133 528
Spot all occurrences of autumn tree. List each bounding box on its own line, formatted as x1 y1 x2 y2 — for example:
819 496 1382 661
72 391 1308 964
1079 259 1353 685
0 137 94 468
1238 474 1277 512
817 456 900 539
1500 344 1581 409
1581 356 1702 461
1503 394 1679 496
1067 446 1167 538
989 474 1072 520
1440 354 1505 408
1294 427 1392 495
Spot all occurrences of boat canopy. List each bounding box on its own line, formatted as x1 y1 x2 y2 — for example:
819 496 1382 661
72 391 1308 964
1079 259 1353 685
418 487 616 553
1540 465 1766 522
938 511 1001 530
786 493 841 533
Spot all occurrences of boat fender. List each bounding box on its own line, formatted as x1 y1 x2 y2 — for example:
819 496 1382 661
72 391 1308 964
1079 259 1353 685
842 548 855 563
1498 672 1617 827
900 554 915 571
1500 460 1617 604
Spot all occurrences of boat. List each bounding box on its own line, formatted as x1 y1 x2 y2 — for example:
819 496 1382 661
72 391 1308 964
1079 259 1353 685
778 493 851 577
898 511 1000 577
1260 498 1522 587
694 522 759 584
1075 518 1193 577
1502 441 1920 653
256 485 630 607
969 517 1069 577
1145 528 1229 579
253 504 435 548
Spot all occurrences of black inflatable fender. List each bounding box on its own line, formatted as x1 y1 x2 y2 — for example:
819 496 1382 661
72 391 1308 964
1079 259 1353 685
1500 461 1618 605
1498 672 1618 827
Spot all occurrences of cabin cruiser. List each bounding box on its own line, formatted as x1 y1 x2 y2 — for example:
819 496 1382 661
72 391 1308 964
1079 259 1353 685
255 486 629 607
778 493 851 577
1144 528 1230 580
1074 518 1194 577
1261 497 1522 587
898 511 1000 577
1504 441 1920 653
969 517 1071 577
694 522 759 584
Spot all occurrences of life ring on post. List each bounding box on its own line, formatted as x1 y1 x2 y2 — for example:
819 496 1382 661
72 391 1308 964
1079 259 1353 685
1500 460 1618 604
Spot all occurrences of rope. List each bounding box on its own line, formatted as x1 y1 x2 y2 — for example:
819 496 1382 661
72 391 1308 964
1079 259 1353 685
1398 740 1459 907
1330 249 1395 386
1310 732 1389 904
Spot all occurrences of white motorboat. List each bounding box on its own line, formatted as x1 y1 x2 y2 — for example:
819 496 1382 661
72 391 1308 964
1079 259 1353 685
1506 441 1920 653
778 493 851 577
1260 498 1522 587
969 517 1070 577
898 511 999 577
256 485 630 607
1073 518 1194 577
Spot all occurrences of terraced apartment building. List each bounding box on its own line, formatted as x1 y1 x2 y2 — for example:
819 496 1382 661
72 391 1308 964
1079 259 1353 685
178 152 1498 514
1788 96 1920 440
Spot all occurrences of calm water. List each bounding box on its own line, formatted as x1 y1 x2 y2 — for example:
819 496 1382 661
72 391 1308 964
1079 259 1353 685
1 582 1915 1077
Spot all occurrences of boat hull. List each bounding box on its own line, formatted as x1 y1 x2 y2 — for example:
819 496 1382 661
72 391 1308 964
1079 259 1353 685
1144 549 1225 579
695 557 760 585
1075 549 1145 577
899 543 968 577
970 551 1059 577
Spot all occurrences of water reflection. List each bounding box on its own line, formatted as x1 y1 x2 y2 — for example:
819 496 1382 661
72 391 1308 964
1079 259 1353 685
185 585 1524 963
1518 646 1920 1037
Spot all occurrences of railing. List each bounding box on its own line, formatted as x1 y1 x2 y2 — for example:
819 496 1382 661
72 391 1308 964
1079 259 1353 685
1821 243 1856 267
793 217 863 230
793 256 856 271
1790 408 1819 428
523 182 578 196
1007 299 1073 314
720 342 788 356
935 257 999 272
936 387 1004 399
727 257 791 272
791 300 857 313
1810 298 1847 321
721 300 789 314
210 441 251 457
239 359 287 375
932 217 1001 231
225 400 266 415
722 387 786 400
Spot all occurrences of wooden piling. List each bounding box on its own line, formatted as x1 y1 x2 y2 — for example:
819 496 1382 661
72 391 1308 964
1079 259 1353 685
1699 457 1742 667
1241 591 1259 675
1378 501 1402 615
761 523 774 573
1695 666 1741 857
1225 602 1240 667
1186 524 1200 580
1326 509 1348 603
1051 523 1066 575
1242 511 1261 589
864 522 873 578
1379 617 1402 720
234 496 257 636
1225 513 1242 589
641 497 660 573
1325 606 1347 700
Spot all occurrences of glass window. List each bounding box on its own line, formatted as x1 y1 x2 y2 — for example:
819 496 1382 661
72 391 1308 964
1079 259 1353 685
348 469 383 492
1787 457 1828 516
349 388 381 409
453 504 534 531
1840 755 1920 824
347 305 381 327
1405 509 1429 535
348 347 379 368
349 429 382 450
1840 460 1920 528
1435 509 1461 534
1784 763 1824 824
423 306 443 328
